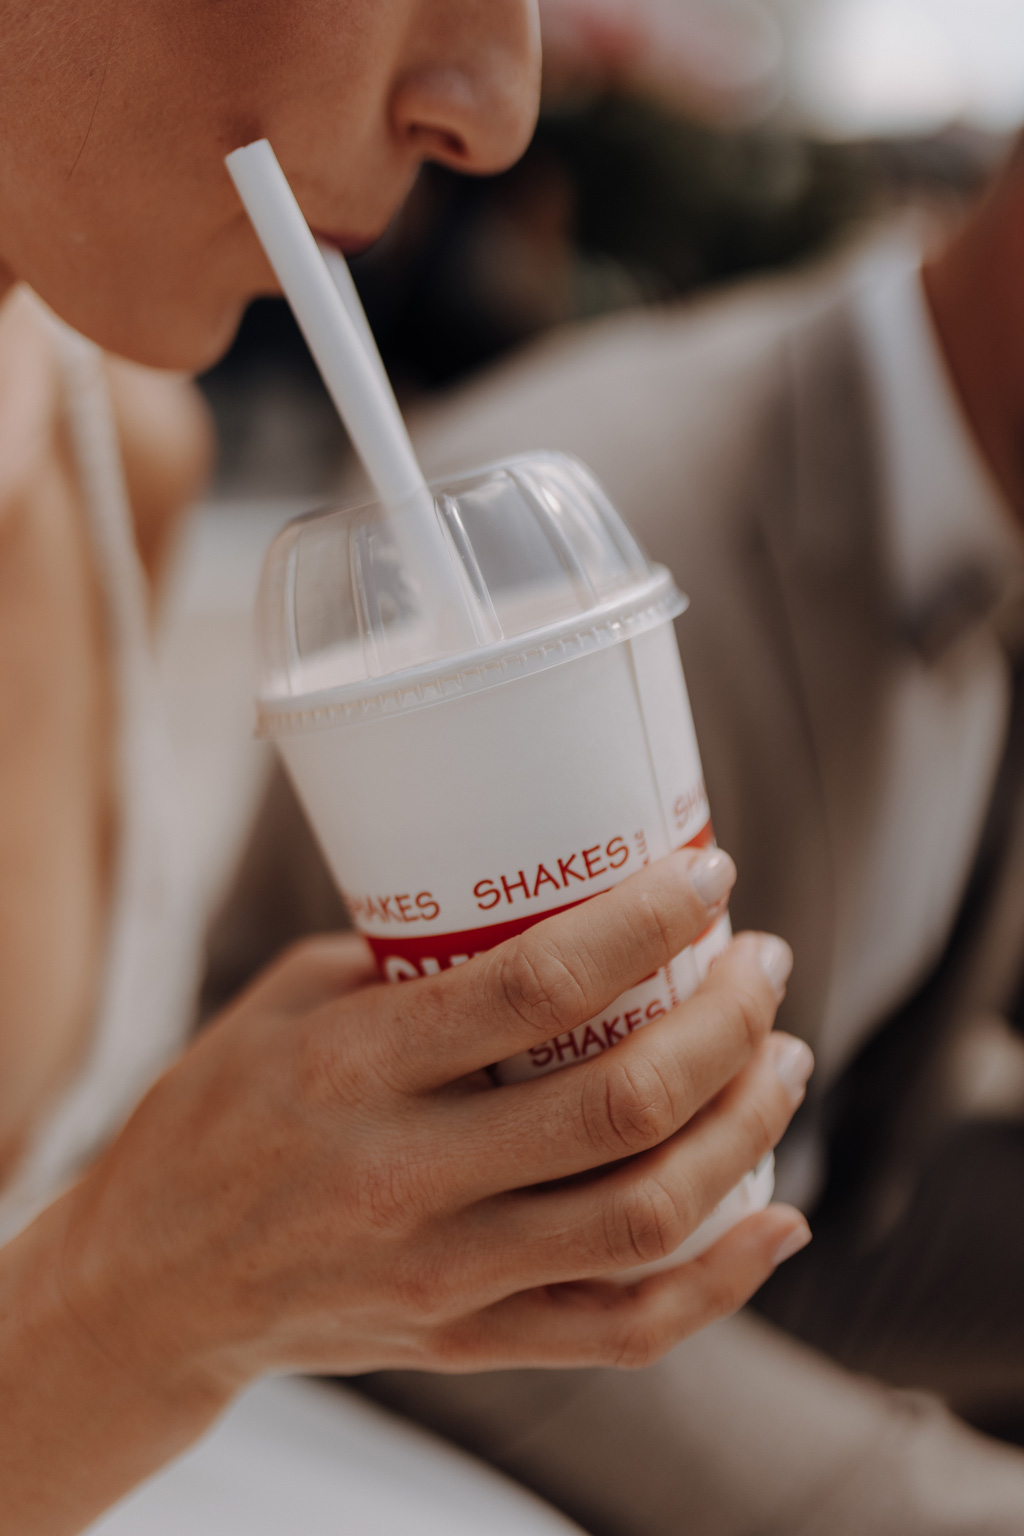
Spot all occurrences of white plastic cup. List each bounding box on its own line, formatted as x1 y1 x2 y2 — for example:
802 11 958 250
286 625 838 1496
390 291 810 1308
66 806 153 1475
256 453 774 1275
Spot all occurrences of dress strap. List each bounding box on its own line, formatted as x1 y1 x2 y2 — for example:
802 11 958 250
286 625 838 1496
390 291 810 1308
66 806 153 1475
0 315 201 1242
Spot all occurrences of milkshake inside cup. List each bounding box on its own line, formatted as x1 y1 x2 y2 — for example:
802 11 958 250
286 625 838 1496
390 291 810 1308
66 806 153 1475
256 451 774 1277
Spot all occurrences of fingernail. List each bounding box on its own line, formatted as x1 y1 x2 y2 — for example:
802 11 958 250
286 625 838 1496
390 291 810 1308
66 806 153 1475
773 1222 812 1268
773 1036 814 1106
688 848 736 909
758 935 794 997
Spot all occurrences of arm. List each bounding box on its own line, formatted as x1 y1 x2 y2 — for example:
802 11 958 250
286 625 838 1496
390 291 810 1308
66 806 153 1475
0 850 810 1534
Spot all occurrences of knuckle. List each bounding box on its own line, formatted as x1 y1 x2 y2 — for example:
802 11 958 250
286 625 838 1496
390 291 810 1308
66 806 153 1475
277 934 328 974
361 976 451 1095
494 937 589 1040
278 934 358 995
723 980 771 1055
366 998 431 1094
606 1177 686 1267
297 1019 375 1110
389 1256 455 1325
587 1057 678 1158
425 1318 478 1368
245 936 319 1009
736 1094 778 1165
691 1254 752 1322
609 1319 666 1371
628 889 677 965
350 1151 425 1238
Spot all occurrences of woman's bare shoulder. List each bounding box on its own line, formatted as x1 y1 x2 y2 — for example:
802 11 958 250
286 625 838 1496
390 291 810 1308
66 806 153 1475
0 289 60 515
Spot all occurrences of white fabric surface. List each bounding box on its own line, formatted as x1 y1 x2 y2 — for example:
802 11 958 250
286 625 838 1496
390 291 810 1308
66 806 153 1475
0 318 205 1244
84 1377 582 1536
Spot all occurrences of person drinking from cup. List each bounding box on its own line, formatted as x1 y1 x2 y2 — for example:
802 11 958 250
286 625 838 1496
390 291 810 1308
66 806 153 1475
0 3 817 1531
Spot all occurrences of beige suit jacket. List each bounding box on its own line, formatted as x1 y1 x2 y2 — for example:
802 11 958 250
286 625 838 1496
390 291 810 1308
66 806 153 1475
212 262 1024 1535
406 264 903 1088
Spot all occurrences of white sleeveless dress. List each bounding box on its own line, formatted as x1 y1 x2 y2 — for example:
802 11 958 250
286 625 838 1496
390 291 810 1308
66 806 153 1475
0 309 578 1536
0 317 204 1246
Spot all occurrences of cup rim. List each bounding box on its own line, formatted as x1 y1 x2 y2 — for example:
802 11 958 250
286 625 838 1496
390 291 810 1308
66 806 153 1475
257 567 687 737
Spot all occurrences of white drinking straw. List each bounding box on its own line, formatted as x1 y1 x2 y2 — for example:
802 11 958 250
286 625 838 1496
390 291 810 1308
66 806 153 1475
225 138 474 639
318 240 395 404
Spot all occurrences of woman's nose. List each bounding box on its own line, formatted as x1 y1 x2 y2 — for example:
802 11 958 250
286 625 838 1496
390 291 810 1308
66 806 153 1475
392 0 541 176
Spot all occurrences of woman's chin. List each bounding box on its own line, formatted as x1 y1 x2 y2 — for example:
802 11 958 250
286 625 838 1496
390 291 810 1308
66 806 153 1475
49 291 252 375
114 301 250 375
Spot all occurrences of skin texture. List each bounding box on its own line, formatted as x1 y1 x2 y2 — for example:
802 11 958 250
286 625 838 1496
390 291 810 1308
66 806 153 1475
0 3 813 1530
2 857 812 1534
924 140 1024 522
0 0 541 1188
0 0 542 370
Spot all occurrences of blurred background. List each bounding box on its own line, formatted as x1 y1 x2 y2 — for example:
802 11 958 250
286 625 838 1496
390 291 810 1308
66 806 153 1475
198 0 1024 500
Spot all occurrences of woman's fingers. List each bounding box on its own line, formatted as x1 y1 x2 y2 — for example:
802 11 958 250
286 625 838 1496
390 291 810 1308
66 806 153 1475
235 933 379 1018
440 930 791 1197
362 846 737 1090
458 1032 812 1295
437 1204 811 1372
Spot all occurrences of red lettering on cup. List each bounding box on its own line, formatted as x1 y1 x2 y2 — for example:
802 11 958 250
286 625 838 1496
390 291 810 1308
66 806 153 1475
582 845 607 879
533 863 561 897
501 870 532 904
474 879 501 911
350 890 442 925
607 836 630 869
557 853 585 884
579 1024 605 1057
368 821 718 993
366 895 591 980
383 956 420 983
673 780 709 836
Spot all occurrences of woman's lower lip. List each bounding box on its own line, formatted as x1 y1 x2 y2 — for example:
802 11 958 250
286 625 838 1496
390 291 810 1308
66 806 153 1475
313 230 379 258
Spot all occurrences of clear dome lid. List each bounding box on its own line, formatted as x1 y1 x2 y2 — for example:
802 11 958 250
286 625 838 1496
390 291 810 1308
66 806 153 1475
256 452 685 734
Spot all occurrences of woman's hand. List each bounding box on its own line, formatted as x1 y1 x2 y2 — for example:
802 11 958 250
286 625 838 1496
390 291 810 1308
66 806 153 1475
50 846 810 1400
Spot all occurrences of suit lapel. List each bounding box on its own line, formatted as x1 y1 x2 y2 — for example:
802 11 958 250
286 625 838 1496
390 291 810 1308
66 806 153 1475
781 296 892 868
755 297 894 1066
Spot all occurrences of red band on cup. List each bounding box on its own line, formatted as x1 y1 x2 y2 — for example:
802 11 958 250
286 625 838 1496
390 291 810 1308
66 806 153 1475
367 821 716 982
